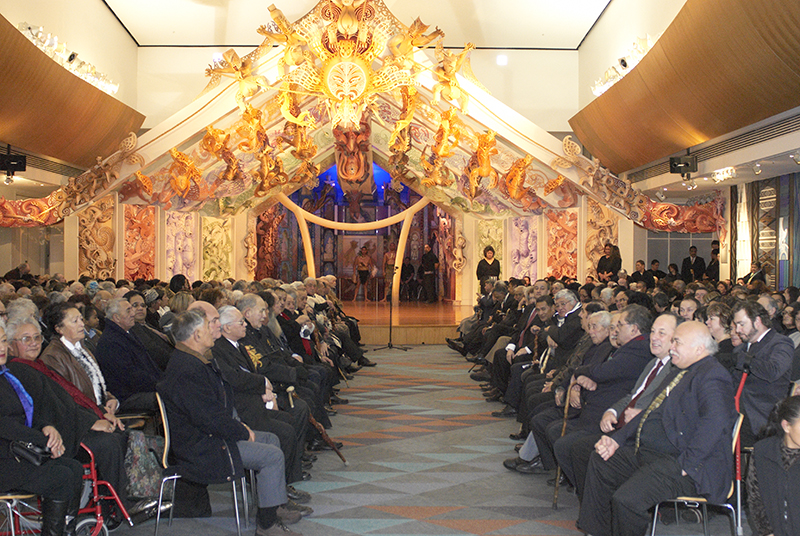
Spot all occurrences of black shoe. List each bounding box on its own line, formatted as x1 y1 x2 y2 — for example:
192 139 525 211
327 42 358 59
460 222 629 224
283 500 313 517
466 355 486 364
514 443 523 452
359 358 376 367
509 430 528 441
302 460 313 470
547 473 571 488
301 471 312 481
446 338 462 352
301 452 317 463
308 438 343 451
485 392 502 402
343 373 354 380
330 395 349 405
482 387 500 398
324 405 338 416
515 457 548 474
491 405 517 418
470 370 491 382
345 365 362 373
503 456 531 470
286 485 311 504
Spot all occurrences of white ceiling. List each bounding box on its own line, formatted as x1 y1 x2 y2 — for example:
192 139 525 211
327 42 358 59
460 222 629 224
103 0 612 49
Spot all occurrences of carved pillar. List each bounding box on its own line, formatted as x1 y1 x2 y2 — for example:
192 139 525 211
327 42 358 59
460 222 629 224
78 195 116 279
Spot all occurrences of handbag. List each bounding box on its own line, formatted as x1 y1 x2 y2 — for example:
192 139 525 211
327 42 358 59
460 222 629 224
10 440 52 466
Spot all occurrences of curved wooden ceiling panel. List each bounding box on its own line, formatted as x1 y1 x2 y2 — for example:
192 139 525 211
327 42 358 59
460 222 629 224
0 15 144 169
569 0 800 174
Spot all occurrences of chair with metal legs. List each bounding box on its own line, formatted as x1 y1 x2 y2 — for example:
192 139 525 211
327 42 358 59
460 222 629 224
153 393 249 536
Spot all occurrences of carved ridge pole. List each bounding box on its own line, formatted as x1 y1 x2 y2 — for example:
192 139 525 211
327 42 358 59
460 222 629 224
392 198 431 306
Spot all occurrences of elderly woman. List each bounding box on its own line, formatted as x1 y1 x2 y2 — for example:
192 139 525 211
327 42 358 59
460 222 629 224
0 318 85 536
705 302 735 372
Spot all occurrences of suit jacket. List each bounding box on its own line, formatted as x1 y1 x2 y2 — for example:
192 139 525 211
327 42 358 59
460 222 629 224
613 355 737 503
240 322 297 385
732 329 794 435
95 320 162 403
576 337 649 428
157 346 249 484
545 305 585 370
130 322 174 371
681 255 706 282
212 337 274 426
704 260 719 282
607 357 674 417
742 270 766 285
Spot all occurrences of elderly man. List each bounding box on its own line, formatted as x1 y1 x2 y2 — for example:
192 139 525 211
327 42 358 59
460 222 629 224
566 312 680 499
95 298 162 412
212 304 312 500
158 310 302 536
577 321 737 536
731 300 794 446
543 289 585 371
126 291 173 371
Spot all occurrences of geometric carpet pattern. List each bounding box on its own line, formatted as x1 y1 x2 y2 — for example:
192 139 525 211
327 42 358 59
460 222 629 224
119 345 739 535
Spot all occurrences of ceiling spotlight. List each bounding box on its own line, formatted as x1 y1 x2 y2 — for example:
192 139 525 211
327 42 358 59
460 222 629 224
496 54 508 66
686 179 697 190
790 153 800 165
712 167 735 183
753 163 762 175
4 175 13 185
655 190 666 201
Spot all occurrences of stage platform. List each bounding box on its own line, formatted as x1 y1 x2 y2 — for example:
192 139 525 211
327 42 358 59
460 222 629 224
339 301 474 345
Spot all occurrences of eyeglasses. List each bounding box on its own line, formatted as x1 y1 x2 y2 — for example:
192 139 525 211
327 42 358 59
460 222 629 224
14 335 43 345
222 319 246 327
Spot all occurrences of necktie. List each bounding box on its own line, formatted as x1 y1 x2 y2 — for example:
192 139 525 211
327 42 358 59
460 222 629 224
0 366 34 427
617 361 664 429
635 369 686 451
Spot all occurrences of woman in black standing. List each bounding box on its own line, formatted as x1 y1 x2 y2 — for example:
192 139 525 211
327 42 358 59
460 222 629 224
596 243 621 283
476 246 501 289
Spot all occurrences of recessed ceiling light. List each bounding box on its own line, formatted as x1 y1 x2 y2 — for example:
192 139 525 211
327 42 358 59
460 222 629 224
496 54 508 66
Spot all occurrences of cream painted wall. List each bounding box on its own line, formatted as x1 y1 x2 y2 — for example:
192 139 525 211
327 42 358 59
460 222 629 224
577 0 687 110
0 0 139 109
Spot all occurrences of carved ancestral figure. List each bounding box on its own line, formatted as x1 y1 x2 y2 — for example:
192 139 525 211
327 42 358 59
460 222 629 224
466 130 498 198
168 148 202 199
333 119 371 183
432 108 462 159
432 42 475 112
504 154 534 200
387 17 443 69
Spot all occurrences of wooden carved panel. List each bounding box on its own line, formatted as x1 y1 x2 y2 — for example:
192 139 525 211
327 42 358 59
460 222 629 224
509 216 537 280
585 198 619 279
78 195 116 279
165 212 197 280
202 217 233 281
123 205 155 281
255 205 286 280
546 208 577 280
478 219 504 265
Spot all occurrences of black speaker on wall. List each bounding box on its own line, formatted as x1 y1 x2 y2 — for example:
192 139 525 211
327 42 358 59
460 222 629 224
669 155 697 175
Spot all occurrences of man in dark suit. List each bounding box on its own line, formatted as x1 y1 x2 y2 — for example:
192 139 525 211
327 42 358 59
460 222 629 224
564 312 679 499
158 310 303 536
680 245 706 283
645 259 666 283
629 260 655 290
543 289 585 371
731 300 794 446
577 321 737 536
211 304 311 498
703 249 720 283
95 298 162 412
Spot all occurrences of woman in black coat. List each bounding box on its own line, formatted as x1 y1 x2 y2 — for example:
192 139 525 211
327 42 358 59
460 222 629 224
747 396 800 536
476 246 501 289
0 321 84 536
596 243 621 283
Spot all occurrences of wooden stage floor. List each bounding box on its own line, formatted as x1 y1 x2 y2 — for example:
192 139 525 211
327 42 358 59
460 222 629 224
339 301 474 345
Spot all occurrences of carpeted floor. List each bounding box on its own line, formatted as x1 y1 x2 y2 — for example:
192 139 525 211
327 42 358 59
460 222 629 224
103 345 750 536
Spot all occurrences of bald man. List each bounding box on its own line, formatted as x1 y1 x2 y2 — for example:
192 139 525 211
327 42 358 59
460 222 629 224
578 322 737 536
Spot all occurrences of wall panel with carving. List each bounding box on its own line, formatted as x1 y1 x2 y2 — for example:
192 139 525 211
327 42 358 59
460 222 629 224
202 217 233 281
78 195 116 279
585 198 619 279
478 219 504 270
123 205 155 281
255 204 287 281
509 216 537 281
545 208 577 280
165 212 197 280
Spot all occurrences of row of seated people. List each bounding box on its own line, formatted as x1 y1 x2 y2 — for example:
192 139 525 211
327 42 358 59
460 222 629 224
0 273 372 536
447 277 799 536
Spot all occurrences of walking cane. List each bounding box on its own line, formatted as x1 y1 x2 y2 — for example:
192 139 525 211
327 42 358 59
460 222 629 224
287 386 349 466
732 354 752 536
552 378 576 510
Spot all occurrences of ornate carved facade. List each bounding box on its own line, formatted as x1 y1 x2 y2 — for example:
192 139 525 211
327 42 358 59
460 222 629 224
165 212 197 279
585 198 619 279
545 208 577 280
123 205 155 281
202 217 233 280
510 216 537 280
78 195 116 279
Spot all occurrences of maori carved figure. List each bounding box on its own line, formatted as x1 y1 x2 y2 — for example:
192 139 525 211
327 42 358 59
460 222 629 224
253 152 289 197
78 196 116 279
387 17 444 69
166 212 196 278
243 214 257 279
464 129 498 198
200 126 247 182
205 49 270 112
301 183 335 214
257 5 310 77
432 41 480 113
420 148 453 188
255 205 285 280
202 217 233 280
277 122 317 161
545 208 578 280
280 86 317 128
451 228 467 273
585 198 618 279
236 104 270 154
504 154 534 199
510 217 537 279
168 148 203 199
123 205 155 281
432 108 462 159
333 119 371 184
389 85 418 148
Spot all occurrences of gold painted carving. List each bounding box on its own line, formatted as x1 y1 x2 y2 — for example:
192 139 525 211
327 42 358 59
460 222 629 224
168 148 203 199
200 126 248 183
431 41 479 113
123 205 155 281
205 49 270 112
202 217 233 280
464 129 498 198
78 195 116 279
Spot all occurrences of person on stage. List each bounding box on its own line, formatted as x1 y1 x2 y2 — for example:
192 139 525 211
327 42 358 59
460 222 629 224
352 246 375 301
421 244 440 303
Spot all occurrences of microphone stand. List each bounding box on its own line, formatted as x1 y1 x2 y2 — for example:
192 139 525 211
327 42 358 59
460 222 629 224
375 266 410 351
